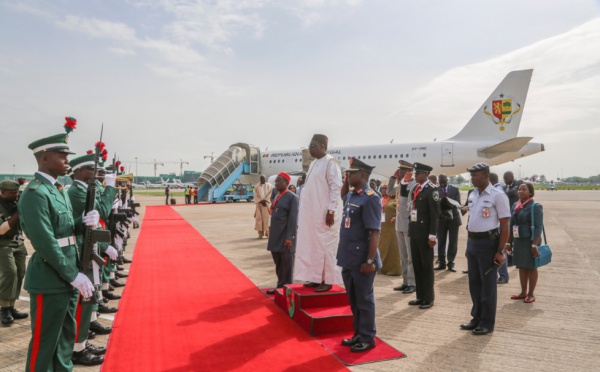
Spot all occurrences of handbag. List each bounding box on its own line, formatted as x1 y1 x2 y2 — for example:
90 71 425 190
531 202 552 267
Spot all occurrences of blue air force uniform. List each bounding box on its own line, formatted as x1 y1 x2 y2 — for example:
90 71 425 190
337 173 382 345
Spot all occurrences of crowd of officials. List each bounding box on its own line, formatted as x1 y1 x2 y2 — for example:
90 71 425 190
255 134 545 351
0 117 138 370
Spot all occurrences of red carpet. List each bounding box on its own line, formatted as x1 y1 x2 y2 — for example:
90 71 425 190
103 206 346 372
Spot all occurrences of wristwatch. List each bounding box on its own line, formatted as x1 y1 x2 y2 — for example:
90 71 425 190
367 258 376 266
497 248 505 254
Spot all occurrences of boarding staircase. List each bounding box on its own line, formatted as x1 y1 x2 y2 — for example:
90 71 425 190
196 143 261 202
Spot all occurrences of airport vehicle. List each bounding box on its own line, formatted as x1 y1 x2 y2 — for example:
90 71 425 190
197 70 544 201
223 184 254 203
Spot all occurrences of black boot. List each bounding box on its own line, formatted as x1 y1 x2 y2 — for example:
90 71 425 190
86 343 107 356
121 257 132 264
102 290 121 300
89 320 112 335
10 307 29 319
1 307 14 325
110 279 125 288
115 272 128 279
98 303 118 314
72 348 104 366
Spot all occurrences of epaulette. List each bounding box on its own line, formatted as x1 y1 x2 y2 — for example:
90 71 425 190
75 182 86 190
27 179 42 191
366 189 375 196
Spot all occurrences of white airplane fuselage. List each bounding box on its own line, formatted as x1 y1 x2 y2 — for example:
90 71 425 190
261 140 544 179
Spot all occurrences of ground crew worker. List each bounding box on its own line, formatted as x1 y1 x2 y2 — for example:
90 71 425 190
338 157 381 353
0 179 28 325
460 162 510 335
19 124 100 372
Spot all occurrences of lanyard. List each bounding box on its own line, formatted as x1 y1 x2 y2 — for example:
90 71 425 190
270 190 288 213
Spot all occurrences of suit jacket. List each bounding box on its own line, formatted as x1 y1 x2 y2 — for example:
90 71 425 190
439 185 462 226
408 182 440 239
267 191 299 253
19 173 84 294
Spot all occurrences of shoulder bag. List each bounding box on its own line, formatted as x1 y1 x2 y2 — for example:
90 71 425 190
531 202 552 267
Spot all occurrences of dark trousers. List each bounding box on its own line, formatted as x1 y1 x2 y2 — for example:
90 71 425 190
342 267 376 343
271 251 294 288
437 220 459 266
410 236 435 303
165 195 169 205
466 238 498 330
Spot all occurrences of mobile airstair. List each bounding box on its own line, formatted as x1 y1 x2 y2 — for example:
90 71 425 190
196 143 261 202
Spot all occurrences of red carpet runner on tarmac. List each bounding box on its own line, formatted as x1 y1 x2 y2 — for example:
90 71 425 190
102 206 346 372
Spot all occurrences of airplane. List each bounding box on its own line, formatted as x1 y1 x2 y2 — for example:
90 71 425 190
260 69 544 180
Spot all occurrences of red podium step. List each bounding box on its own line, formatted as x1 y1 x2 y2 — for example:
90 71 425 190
273 284 353 336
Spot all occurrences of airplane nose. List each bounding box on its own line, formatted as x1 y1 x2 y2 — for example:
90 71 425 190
541 143 545 152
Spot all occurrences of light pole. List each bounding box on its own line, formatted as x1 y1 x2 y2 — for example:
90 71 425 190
135 157 138 183
12 164 15 180
204 152 215 164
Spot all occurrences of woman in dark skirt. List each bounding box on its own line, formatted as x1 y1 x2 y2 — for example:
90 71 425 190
507 182 543 303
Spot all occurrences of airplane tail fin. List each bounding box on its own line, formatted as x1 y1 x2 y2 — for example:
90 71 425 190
449 69 533 141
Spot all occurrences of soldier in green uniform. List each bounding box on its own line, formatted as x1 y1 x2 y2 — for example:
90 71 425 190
19 128 101 372
0 179 29 325
67 153 118 365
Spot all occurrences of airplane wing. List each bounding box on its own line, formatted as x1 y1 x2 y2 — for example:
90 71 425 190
477 137 533 158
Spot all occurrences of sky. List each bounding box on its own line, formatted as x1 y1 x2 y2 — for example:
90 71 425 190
1 0 599 179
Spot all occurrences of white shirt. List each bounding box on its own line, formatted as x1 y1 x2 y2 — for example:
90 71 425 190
36 171 57 186
466 183 510 232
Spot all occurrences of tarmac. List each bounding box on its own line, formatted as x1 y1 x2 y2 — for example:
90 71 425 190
2 190 600 371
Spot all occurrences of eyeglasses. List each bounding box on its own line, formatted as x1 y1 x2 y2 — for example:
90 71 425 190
308 143 319 148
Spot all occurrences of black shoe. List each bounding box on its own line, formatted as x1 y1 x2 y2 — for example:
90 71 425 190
472 327 493 335
115 272 129 279
88 330 96 340
0 307 14 325
497 277 509 284
108 285 115 291
447 266 457 272
402 286 416 294
116 265 125 271
408 299 423 306
121 257 132 264
102 290 121 300
393 284 408 291
102 297 109 304
10 307 28 320
350 342 376 352
462 270 469 274
110 279 125 287
86 343 107 356
98 303 118 314
341 334 360 346
303 282 319 287
460 321 478 330
89 320 112 335
72 348 104 366
434 264 446 270
419 302 434 309
266 289 276 295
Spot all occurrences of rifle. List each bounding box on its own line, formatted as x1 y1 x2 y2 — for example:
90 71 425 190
80 126 112 304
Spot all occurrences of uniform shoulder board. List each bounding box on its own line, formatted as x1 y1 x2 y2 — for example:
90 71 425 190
366 189 375 196
27 179 42 191
432 190 440 202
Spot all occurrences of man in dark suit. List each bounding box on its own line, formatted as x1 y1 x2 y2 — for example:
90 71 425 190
435 174 462 272
407 163 440 309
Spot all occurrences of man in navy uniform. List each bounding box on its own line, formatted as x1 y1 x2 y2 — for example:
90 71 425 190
461 163 510 335
338 157 381 353
266 172 299 295
435 174 462 272
407 162 440 309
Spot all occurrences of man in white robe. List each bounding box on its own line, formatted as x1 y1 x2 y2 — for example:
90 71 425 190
294 134 343 292
254 175 273 238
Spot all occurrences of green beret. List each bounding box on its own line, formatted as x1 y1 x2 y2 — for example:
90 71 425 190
70 154 95 171
28 133 74 155
0 180 20 190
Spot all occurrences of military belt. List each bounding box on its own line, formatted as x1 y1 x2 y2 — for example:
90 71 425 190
56 235 77 247
468 229 499 240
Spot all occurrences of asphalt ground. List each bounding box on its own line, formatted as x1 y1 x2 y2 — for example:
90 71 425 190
2 190 599 371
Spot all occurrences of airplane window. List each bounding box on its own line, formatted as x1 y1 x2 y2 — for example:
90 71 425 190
423 153 426 157
400 154 403 158
406 154 409 158
384 155 387 159
378 155 382 159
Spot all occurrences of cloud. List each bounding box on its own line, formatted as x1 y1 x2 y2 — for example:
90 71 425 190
109 47 137 56
58 16 138 43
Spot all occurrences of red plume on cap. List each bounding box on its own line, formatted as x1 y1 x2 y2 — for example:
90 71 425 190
64 117 77 133
17 178 27 185
95 141 105 151
86 150 94 155
115 160 121 167
101 149 108 161
120 166 125 172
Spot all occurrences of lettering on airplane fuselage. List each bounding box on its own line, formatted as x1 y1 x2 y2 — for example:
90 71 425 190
412 147 427 151
267 152 302 157
327 150 341 155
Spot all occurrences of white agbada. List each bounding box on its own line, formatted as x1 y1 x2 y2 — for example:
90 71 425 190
294 154 344 285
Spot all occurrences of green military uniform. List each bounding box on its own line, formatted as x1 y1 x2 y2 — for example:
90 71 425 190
67 154 117 345
0 180 28 322
20 132 84 372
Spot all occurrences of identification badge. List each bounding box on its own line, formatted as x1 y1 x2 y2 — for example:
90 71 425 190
381 213 386 223
482 207 490 218
345 217 351 228
410 210 417 222
513 225 520 238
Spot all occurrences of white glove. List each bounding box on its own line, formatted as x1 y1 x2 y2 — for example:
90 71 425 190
130 196 135 202
105 245 118 260
112 198 122 211
114 235 123 250
83 210 100 227
71 273 94 298
104 173 116 187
